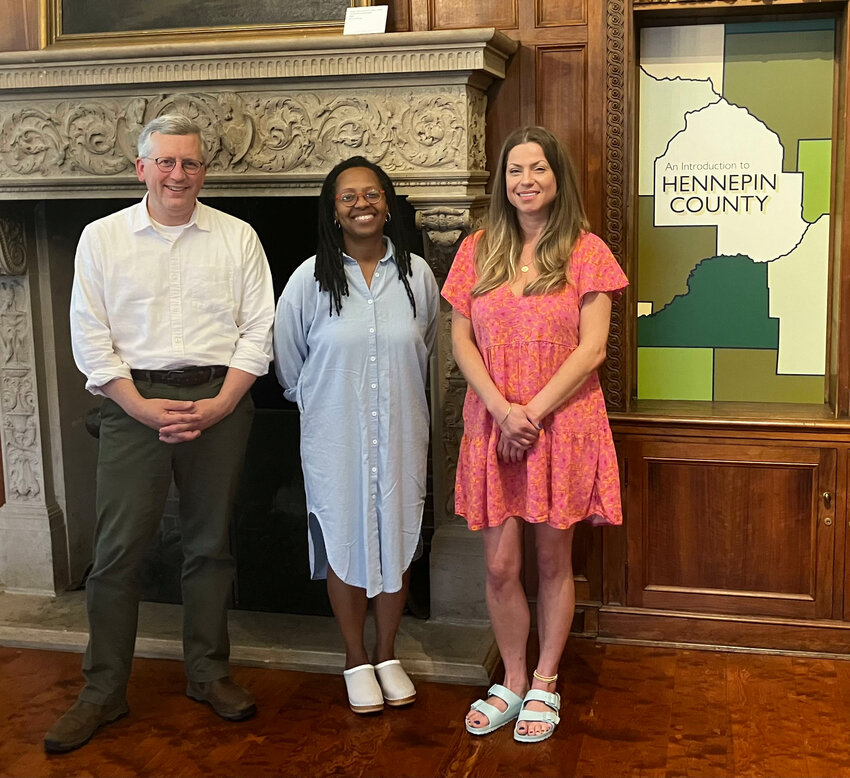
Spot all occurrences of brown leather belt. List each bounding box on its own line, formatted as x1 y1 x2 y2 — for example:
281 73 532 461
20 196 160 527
130 365 228 387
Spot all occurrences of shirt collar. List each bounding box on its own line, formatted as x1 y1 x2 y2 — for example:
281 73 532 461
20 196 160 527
342 236 396 265
132 194 207 234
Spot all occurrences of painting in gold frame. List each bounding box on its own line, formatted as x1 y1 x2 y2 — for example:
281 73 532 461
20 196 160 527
43 0 374 47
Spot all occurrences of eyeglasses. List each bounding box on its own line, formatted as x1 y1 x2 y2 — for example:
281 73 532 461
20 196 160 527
141 157 205 175
335 189 385 206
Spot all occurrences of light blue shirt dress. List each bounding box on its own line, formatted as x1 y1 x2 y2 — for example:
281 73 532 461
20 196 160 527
274 239 439 597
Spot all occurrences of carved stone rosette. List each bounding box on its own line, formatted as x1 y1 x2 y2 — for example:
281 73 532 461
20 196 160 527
0 88 484 186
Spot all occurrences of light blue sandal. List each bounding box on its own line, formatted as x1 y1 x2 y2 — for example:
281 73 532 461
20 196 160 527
513 689 561 743
465 683 524 735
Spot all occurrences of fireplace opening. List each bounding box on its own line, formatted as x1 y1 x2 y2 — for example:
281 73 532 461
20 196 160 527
35 193 431 619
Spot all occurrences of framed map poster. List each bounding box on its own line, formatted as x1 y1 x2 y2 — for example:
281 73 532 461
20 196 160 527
636 19 835 403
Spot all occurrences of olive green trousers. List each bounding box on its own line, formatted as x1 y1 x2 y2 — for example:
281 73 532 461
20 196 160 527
79 376 253 705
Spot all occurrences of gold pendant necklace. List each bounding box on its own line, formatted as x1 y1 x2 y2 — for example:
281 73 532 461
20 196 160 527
520 264 529 273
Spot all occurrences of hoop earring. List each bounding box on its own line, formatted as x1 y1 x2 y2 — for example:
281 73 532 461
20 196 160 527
333 218 341 229
385 212 392 223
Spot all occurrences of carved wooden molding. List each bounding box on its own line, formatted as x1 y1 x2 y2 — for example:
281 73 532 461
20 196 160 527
604 0 627 411
633 0 734 4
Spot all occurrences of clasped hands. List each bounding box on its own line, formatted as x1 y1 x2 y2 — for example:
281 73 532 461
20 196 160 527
133 396 231 444
496 403 541 463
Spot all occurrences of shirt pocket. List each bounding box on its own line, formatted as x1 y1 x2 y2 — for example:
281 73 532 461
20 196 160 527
184 263 235 314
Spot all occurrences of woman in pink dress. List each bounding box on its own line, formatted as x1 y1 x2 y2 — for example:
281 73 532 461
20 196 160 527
442 126 627 743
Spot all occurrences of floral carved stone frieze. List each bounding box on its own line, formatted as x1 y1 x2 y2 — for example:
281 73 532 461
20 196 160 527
0 88 482 184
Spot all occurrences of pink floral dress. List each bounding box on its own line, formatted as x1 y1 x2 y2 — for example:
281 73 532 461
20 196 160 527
441 231 628 531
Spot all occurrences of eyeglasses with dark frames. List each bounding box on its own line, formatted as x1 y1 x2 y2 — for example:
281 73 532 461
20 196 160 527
335 189 385 206
141 157 205 175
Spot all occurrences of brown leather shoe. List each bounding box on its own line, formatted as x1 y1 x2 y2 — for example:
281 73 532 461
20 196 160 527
43 699 129 753
186 677 256 721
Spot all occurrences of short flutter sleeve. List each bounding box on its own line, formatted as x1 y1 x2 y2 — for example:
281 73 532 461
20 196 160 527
441 232 482 318
572 232 629 300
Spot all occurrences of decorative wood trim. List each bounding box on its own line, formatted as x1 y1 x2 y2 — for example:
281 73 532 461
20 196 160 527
603 0 627 411
600 605 850 656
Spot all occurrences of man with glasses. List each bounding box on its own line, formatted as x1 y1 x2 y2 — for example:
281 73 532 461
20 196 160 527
45 114 274 753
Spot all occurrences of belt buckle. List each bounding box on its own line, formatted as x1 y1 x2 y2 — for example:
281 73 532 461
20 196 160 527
165 369 189 385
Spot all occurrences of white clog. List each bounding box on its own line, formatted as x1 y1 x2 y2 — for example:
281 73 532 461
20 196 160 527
374 659 416 706
343 664 384 714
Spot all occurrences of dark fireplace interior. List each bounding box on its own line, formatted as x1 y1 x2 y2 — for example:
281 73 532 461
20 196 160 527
41 193 431 619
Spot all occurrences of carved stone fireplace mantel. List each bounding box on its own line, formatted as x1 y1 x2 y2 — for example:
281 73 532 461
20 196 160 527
0 29 514 199
0 28 516 631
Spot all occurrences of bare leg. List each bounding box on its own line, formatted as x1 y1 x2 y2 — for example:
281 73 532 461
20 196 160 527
515 523 575 738
373 568 411 664
326 567 369 669
466 517 530 730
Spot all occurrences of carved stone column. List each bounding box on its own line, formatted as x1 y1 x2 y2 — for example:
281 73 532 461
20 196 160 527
0 212 69 594
413 200 491 622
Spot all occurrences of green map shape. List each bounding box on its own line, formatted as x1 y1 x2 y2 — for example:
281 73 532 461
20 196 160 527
714 348 823 403
723 21 834 172
798 139 832 222
638 196 717 312
638 348 713 401
637 254 779 348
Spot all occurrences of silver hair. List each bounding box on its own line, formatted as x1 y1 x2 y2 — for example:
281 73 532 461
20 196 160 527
136 114 205 159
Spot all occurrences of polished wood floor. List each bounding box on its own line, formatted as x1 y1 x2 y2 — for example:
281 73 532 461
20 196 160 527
2 639 850 777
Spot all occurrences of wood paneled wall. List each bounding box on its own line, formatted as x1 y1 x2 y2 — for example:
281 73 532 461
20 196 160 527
403 0 608 232
0 0 38 51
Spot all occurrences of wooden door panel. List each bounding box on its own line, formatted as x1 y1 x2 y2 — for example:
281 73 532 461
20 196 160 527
429 0 517 30
646 460 814 594
537 46 587 196
626 441 835 620
536 0 586 27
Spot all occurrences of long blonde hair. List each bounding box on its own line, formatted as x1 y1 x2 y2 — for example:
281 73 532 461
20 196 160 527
472 126 589 297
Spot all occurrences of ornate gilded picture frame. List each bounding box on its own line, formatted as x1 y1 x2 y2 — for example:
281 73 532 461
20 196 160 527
43 0 372 47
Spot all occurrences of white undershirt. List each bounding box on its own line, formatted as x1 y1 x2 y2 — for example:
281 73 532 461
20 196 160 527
149 216 188 243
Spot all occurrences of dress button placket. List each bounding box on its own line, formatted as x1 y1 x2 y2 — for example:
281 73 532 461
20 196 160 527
366 287 379 527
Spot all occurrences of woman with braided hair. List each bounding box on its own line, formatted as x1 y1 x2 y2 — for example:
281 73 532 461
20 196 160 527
274 156 439 715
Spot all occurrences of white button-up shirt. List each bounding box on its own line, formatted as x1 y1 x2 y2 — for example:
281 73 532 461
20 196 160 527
70 196 274 395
